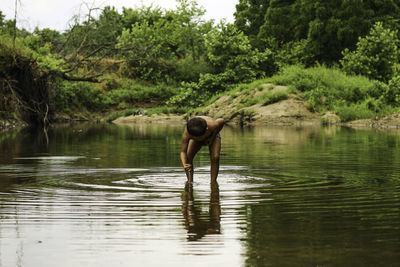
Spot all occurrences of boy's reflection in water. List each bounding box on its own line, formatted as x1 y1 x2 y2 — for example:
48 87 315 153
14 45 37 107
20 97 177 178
181 182 221 241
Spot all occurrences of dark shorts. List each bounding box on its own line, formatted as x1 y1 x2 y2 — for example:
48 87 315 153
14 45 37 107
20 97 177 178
200 132 221 146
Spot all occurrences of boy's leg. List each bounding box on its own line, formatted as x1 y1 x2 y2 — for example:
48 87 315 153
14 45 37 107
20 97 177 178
186 139 202 182
209 136 221 182
208 181 221 234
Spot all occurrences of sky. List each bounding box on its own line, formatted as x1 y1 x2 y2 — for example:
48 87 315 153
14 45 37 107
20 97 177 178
1 0 238 32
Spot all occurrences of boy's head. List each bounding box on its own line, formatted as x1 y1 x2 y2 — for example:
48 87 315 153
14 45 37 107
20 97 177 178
187 117 207 137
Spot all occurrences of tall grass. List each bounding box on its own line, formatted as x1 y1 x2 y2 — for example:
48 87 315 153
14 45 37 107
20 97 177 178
53 78 177 113
259 90 289 106
268 65 396 121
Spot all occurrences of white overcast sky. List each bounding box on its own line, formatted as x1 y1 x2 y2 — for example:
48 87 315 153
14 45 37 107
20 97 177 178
1 0 238 32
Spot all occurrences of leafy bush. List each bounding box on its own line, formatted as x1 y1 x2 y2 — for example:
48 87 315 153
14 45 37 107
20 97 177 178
117 21 178 83
52 76 178 114
274 39 315 68
167 82 212 108
334 102 376 122
53 81 111 111
333 97 394 122
385 76 400 105
105 80 174 104
303 86 336 112
341 22 399 82
205 22 273 83
175 57 212 82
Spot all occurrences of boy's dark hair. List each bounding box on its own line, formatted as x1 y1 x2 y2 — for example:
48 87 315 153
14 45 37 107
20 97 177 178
187 117 207 136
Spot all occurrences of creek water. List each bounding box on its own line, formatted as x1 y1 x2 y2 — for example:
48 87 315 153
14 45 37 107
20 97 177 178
0 123 400 267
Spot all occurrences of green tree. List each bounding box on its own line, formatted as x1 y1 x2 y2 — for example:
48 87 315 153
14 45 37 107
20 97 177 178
117 19 178 82
258 0 297 45
122 5 164 29
91 6 123 56
60 6 123 57
234 0 270 48
0 11 5 27
168 22 275 107
205 22 269 83
23 27 61 53
170 0 212 60
341 22 399 82
117 1 213 83
254 0 400 65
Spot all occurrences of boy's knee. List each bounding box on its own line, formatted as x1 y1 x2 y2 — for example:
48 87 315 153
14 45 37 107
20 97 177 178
210 154 220 163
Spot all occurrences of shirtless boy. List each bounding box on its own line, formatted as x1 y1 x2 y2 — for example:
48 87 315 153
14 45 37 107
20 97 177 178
180 116 224 183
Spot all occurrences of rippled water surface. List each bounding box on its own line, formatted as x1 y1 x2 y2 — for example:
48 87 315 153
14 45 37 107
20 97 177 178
1 123 400 266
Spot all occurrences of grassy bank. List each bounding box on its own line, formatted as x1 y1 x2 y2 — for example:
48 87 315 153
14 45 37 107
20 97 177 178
170 65 400 124
268 65 400 121
22 64 400 124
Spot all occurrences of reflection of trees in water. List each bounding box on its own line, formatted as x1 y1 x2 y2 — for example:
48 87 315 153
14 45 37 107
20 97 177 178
181 182 221 241
0 127 46 190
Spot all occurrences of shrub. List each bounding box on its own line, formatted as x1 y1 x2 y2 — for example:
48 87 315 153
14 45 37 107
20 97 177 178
167 71 236 108
175 57 212 82
334 102 376 122
385 76 400 105
117 21 178 83
205 22 274 86
333 97 394 122
53 81 110 111
303 86 335 112
167 82 210 108
106 83 174 104
341 22 399 82
274 39 315 68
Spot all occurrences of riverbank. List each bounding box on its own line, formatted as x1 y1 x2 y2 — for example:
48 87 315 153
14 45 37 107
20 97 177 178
112 111 400 129
0 119 26 130
112 84 400 129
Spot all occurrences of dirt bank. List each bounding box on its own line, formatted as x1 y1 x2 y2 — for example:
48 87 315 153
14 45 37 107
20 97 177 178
114 84 322 126
343 114 400 129
113 113 186 124
112 84 400 129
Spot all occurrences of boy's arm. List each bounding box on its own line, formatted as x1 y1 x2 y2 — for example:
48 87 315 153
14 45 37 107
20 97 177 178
215 118 225 131
204 118 225 145
180 131 191 170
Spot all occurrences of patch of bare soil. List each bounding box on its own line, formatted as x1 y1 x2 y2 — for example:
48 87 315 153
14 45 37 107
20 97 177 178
249 99 320 125
344 113 400 129
113 114 186 124
205 84 321 125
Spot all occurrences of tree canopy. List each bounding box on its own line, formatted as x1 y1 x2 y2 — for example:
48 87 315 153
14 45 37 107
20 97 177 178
235 0 400 64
